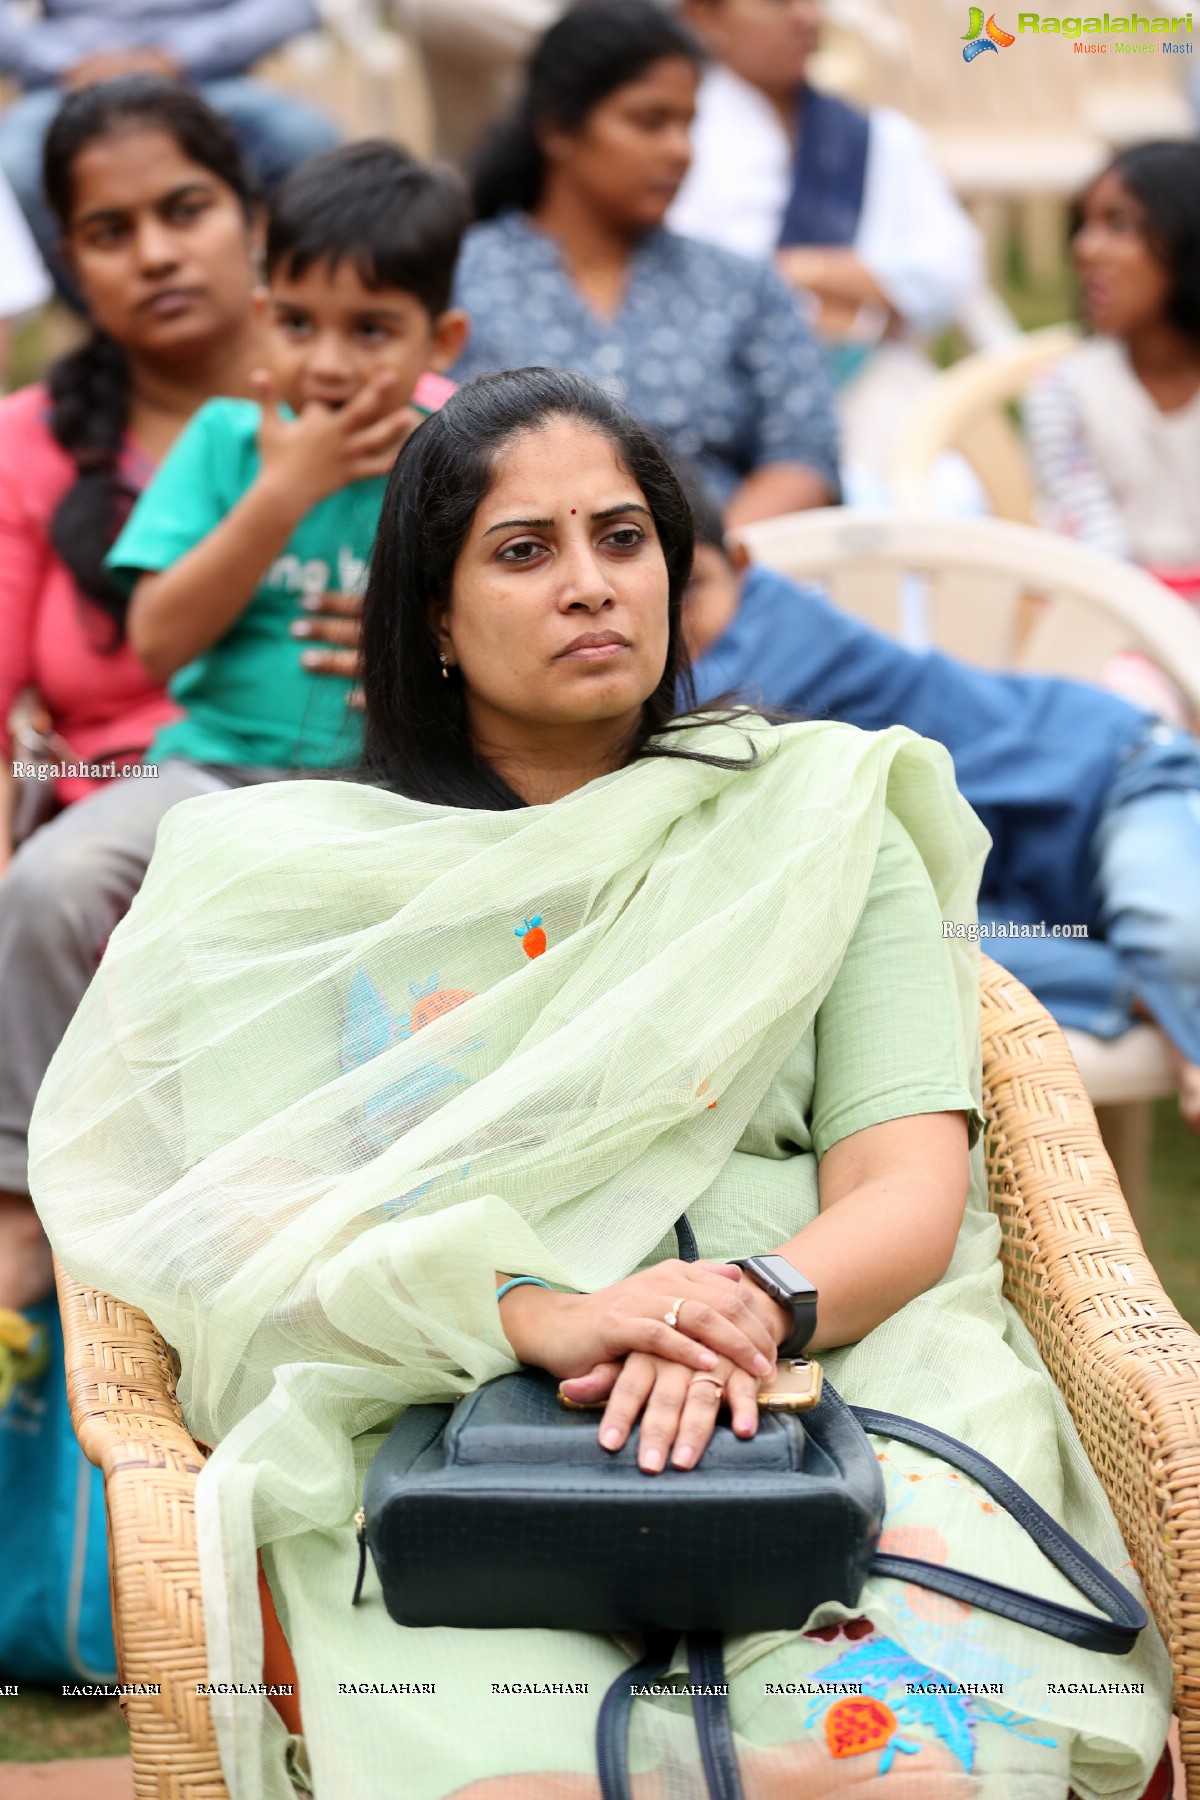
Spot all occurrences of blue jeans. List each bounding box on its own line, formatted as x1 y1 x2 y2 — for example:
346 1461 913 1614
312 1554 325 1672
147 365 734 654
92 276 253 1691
0 77 338 290
982 722 1200 1063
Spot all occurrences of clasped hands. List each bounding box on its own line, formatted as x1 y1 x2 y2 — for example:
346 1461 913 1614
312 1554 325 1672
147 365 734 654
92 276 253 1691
498 1261 791 1475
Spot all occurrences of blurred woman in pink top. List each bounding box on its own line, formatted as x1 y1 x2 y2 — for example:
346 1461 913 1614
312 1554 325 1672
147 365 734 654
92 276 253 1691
0 75 263 871
0 77 262 1358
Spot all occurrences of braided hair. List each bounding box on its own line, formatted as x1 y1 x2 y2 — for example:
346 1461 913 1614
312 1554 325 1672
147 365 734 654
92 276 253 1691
42 77 255 647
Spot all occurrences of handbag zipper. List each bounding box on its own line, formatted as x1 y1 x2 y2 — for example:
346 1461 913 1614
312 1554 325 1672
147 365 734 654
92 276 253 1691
351 1507 367 1606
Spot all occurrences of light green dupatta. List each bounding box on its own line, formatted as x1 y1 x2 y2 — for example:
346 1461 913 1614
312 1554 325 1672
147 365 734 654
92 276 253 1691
30 715 989 1796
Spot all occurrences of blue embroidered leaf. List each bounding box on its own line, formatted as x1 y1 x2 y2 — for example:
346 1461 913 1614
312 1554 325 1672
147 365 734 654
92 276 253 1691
808 1638 976 1772
341 969 396 1075
896 1614 1029 1693
365 1064 467 1125
973 1706 1056 1748
807 1637 925 1694
878 1736 921 1776
382 1180 436 1218
356 1066 469 1154
896 1687 976 1772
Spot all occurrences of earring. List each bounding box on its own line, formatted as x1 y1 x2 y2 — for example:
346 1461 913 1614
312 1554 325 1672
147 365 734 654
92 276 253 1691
439 653 450 681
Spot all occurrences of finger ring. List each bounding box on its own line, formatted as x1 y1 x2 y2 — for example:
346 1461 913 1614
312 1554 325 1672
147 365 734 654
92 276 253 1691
664 1297 687 1329
688 1375 725 1393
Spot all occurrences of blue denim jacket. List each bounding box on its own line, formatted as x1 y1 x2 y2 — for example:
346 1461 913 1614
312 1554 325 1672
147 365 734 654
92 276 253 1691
693 563 1151 932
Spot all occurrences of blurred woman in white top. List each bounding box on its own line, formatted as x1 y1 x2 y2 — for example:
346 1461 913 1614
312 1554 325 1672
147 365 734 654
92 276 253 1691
668 0 983 487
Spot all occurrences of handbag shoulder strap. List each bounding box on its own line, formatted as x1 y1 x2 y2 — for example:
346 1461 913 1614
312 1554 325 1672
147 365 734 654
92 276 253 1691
598 1232 1143 1800
598 1633 744 1800
597 1632 677 1800
675 1216 700 1262
688 1633 744 1800
853 1406 1145 1655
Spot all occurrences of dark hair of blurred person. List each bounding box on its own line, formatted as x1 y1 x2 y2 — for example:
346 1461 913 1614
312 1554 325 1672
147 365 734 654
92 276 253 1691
1069 140 1200 349
266 137 468 319
471 0 704 222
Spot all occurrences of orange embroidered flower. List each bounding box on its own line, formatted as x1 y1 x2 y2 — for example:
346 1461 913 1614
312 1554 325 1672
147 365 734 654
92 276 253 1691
878 1526 949 1563
825 1696 898 1759
407 987 474 1032
905 1586 971 1624
876 1523 971 1619
516 915 547 958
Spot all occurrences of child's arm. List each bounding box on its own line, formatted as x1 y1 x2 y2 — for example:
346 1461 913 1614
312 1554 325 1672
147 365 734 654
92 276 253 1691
128 371 415 682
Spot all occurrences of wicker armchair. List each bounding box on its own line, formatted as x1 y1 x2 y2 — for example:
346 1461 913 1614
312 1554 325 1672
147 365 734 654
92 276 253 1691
57 956 1200 1799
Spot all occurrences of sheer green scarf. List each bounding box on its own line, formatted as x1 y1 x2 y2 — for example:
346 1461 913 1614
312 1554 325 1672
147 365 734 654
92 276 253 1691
30 715 988 1791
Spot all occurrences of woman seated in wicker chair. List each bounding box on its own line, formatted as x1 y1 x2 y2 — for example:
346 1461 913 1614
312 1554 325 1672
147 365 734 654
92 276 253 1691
30 369 1171 1800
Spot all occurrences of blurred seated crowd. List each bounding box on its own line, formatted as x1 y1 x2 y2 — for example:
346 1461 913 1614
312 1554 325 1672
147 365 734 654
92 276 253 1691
0 0 1197 1699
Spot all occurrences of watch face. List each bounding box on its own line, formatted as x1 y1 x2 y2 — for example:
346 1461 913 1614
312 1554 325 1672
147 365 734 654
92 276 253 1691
753 1256 818 1300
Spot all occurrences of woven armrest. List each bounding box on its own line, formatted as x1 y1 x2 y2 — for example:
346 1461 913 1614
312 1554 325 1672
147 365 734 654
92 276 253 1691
979 956 1200 1796
55 1264 228 1800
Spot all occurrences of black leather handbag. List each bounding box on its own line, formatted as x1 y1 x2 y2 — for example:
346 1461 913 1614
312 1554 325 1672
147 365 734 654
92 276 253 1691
356 1223 1145 1800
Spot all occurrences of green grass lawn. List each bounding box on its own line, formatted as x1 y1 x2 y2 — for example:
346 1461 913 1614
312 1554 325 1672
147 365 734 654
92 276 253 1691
0 1685 128 1762
1144 1097 1200 1329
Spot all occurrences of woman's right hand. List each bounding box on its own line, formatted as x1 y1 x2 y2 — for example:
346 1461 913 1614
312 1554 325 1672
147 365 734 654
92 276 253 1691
497 1260 780 1384
563 1350 762 1472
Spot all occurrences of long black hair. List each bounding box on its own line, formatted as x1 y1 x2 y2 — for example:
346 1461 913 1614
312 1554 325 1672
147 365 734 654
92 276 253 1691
43 76 256 647
1073 140 1200 346
360 366 756 808
471 0 703 221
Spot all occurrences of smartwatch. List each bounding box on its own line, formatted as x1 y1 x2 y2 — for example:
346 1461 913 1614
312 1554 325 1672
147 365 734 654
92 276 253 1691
733 1255 818 1359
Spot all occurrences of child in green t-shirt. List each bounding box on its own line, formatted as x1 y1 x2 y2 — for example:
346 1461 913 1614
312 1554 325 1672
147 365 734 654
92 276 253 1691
108 139 469 771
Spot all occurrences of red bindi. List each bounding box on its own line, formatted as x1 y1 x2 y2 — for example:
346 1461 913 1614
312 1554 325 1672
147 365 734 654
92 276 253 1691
570 508 577 514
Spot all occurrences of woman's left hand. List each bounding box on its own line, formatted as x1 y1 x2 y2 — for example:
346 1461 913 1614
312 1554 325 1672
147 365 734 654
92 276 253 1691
561 1351 763 1473
291 590 364 704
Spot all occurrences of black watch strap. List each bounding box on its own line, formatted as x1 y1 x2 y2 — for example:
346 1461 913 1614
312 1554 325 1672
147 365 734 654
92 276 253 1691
776 1312 817 1361
734 1256 818 1359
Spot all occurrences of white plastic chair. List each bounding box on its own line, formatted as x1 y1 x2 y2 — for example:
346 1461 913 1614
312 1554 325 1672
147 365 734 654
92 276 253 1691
737 509 1200 1207
257 0 436 153
891 323 1081 521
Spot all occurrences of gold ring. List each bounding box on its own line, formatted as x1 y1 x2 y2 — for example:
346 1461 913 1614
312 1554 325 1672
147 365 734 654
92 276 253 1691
664 1296 687 1329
